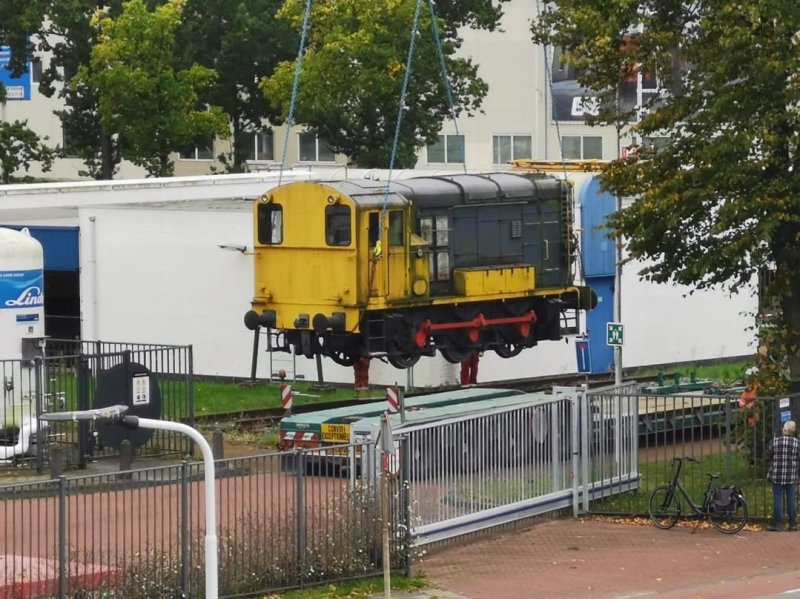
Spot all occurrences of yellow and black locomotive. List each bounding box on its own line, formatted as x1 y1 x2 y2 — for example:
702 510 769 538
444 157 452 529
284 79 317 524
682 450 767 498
244 173 595 369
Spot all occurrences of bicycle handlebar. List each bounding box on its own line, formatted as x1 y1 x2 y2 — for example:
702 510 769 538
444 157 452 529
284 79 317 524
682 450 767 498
670 456 699 466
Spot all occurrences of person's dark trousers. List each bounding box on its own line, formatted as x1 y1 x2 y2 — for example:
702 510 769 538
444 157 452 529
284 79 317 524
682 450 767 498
772 482 798 530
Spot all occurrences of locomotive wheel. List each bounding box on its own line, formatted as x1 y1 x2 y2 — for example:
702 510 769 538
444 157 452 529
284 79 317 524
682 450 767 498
440 345 475 364
388 353 421 369
453 303 481 321
495 342 524 358
328 349 361 367
502 300 530 317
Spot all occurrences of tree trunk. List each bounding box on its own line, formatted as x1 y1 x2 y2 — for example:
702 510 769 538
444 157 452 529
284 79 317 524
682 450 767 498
100 134 115 180
783 278 800 398
775 221 800 400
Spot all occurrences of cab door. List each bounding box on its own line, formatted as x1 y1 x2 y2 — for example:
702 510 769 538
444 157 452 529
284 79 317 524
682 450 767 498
366 209 407 301
366 212 388 299
386 210 407 300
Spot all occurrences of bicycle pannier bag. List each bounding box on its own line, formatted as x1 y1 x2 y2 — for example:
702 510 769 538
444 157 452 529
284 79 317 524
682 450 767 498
712 486 740 513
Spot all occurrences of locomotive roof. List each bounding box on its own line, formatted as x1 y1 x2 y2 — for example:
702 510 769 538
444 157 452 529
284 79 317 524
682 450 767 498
390 173 566 208
314 173 565 210
318 179 408 209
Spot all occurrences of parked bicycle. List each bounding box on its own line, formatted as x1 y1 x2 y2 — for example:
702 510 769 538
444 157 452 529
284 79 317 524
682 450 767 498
648 456 749 534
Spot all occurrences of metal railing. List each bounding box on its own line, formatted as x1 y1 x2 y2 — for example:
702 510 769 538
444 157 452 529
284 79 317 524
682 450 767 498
585 385 796 521
1 340 193 471
0 448 399 599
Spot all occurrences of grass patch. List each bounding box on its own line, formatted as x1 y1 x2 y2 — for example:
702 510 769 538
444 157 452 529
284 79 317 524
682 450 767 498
630 360 752 385
275 575 427 599
193 380 365 415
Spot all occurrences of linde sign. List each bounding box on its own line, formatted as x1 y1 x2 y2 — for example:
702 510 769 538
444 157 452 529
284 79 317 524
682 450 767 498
0 270 44 309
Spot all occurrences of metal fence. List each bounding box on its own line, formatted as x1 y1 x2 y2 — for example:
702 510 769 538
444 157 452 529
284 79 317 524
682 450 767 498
585 384 797 521
0 448 405 599
5 384 795 598
1 340 194 471
362 388 638 545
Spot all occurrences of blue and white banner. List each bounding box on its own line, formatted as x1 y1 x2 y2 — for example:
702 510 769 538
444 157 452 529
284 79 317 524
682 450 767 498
0 270 44 309
0 45 32 101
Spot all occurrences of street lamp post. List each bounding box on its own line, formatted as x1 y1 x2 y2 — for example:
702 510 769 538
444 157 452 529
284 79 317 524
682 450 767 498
40 406 219 599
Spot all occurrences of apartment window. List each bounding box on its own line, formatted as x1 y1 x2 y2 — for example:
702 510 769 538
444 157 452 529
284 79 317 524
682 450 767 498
493 134 532 164
427 135 464 164
298 132 335 162
561 136 603 159
31 58 42 83
179 137 214 160
236 129 274 161
641 136 671 153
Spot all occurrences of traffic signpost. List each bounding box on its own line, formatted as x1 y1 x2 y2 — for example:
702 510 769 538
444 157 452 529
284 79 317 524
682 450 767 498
575 340 592 373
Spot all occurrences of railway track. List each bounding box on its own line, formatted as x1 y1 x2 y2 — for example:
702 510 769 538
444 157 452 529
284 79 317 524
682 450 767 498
192 371 669 432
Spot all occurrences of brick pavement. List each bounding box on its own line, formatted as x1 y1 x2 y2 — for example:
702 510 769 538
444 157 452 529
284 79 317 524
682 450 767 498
412 517 800 599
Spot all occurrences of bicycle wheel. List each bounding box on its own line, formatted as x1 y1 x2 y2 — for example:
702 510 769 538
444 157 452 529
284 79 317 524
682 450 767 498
709 497 749 534
648 485 681 529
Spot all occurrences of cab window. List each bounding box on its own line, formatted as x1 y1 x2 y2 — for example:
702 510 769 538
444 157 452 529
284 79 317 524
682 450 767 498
257 204 283 244
368 212 380 248
326 205 351 246
420 215 450 280
389 211 403 246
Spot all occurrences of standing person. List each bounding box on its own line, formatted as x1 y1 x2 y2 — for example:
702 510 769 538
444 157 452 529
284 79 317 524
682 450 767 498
766 420 800 531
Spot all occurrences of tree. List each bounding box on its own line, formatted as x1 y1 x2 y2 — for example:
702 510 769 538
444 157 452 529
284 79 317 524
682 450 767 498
0 0 128 179
40 0 128 179
175 0 297 173
261 0 505 168
0 120 58 183
532 2 800 396
75 0 229 177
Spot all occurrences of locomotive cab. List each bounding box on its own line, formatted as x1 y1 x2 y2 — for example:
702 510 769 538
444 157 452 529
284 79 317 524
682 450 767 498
245 180 432 367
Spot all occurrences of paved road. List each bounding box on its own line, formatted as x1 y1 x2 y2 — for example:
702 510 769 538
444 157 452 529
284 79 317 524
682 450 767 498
413 517 800 598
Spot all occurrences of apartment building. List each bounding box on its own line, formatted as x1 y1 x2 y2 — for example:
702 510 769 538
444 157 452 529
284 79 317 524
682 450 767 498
0 1 638 181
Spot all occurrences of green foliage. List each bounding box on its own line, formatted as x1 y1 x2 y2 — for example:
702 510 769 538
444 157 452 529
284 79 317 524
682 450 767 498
93 486 418 598
75 0 229 177
0 0 126 179
531 1 800 394
175 0 297 172
0 119 58 183
261 0 498 168
733 324 790 470
277 575 426 599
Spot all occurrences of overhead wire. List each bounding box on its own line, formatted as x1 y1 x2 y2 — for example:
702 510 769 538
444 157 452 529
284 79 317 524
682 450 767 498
370 0 424 297
428 0 466 173
278 0 314 186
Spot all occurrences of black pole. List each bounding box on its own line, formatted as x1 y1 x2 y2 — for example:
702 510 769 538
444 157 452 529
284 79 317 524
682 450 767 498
250 327 260 382
77 357 91 465
315 351 325 385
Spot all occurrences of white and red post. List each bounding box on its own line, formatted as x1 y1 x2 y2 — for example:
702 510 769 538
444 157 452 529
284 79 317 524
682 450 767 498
280 383 293 415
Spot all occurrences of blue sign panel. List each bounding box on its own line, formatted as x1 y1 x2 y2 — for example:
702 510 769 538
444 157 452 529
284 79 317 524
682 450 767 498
16 313 40 323
575 340 592 373
781 410 792 424
0 270 44 309
0 45 31 101
2 226 80 271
